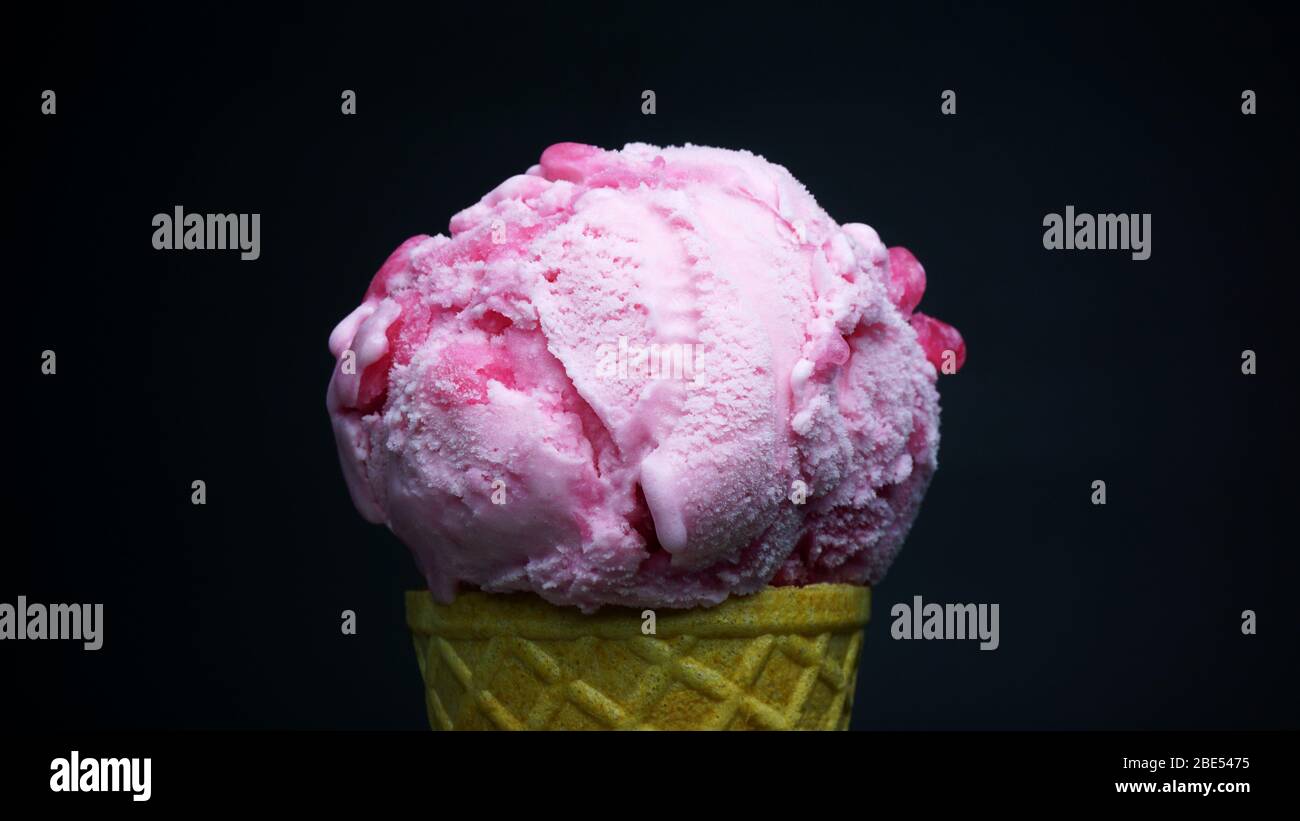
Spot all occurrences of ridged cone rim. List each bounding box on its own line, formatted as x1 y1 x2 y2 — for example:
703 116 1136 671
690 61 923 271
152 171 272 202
406 583 870 640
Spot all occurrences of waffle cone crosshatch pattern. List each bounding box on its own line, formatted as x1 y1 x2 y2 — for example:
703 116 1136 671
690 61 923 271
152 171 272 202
406 585 871 730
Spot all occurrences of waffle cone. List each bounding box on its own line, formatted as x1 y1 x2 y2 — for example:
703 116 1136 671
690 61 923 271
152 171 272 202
405 583 870 730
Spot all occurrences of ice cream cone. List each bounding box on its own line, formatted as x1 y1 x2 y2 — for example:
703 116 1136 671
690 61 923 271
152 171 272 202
405 583 870 730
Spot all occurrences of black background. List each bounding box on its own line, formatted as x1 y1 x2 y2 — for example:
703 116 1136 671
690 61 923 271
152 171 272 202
6 1 1298 731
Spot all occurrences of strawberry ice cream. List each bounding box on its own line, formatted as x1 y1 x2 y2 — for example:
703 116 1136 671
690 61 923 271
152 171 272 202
327 142 964 612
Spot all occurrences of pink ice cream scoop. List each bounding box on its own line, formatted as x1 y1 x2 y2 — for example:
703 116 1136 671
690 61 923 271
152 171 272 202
327 142 964 612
